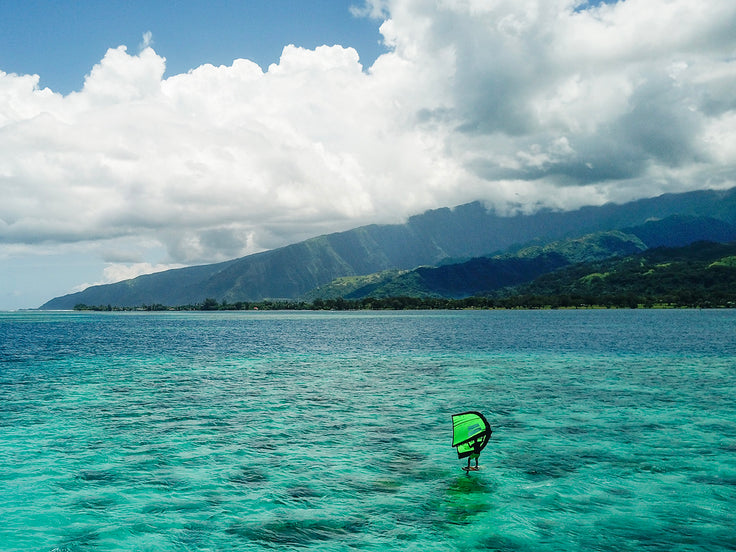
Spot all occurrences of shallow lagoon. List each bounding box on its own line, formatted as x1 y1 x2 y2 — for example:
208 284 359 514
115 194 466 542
1 309 735 551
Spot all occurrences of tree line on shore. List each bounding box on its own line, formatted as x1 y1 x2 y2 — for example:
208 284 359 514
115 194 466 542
73 291 734 312
72 241 736 312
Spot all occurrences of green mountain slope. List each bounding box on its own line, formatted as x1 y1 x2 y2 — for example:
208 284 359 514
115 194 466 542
302 270 408 301
362 253 570 298
309 216 736 300
508 230 647 263
40 187 736 309
507 241 736 307
624 214 736 248
315 230 645 299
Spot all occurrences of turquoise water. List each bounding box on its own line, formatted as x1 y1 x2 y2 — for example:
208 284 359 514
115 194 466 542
1 309 735 551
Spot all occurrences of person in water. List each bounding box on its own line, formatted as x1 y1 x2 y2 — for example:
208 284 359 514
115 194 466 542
466 451 480 471
452 411 491 471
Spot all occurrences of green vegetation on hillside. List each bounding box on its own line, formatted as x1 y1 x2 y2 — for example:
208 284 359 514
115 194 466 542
73 241 736 310
330 231 646 299
501 241 736 308
42 188 736 309
301 270 408 301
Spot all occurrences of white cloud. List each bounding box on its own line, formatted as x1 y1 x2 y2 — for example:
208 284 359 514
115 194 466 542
73 261 185 292
350 0 389 19
139 31 153 51
1 0 735 284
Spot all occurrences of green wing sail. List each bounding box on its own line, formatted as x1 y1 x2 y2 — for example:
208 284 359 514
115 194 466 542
452 411 491 459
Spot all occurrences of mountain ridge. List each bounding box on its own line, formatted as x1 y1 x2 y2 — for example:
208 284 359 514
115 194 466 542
40 187 736 309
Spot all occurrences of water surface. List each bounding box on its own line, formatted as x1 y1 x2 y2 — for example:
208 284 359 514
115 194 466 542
1 310 735 551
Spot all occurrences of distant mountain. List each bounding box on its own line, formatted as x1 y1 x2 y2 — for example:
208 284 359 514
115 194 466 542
302 270 409 302
623 214 736 248
507 230 647 264
307 216 736 300
358 253 571 298
506 241 736 306
40 187 736 309
315 230 645 299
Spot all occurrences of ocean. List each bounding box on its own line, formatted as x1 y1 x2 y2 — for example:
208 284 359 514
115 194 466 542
1 309 735 551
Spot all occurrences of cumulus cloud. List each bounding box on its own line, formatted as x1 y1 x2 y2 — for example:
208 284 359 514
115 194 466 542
1 0 736 283
72 261 186 292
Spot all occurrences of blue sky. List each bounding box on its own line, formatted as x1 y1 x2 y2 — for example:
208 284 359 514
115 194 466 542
1 0 735 309
0 0 386 94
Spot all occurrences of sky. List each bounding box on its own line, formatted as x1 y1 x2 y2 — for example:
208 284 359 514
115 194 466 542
1 0 735 310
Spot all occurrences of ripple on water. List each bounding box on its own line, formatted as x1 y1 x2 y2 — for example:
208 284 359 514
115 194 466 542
226 515 369 547
227 465 269 486
77 470 119 484
3 310 736 552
